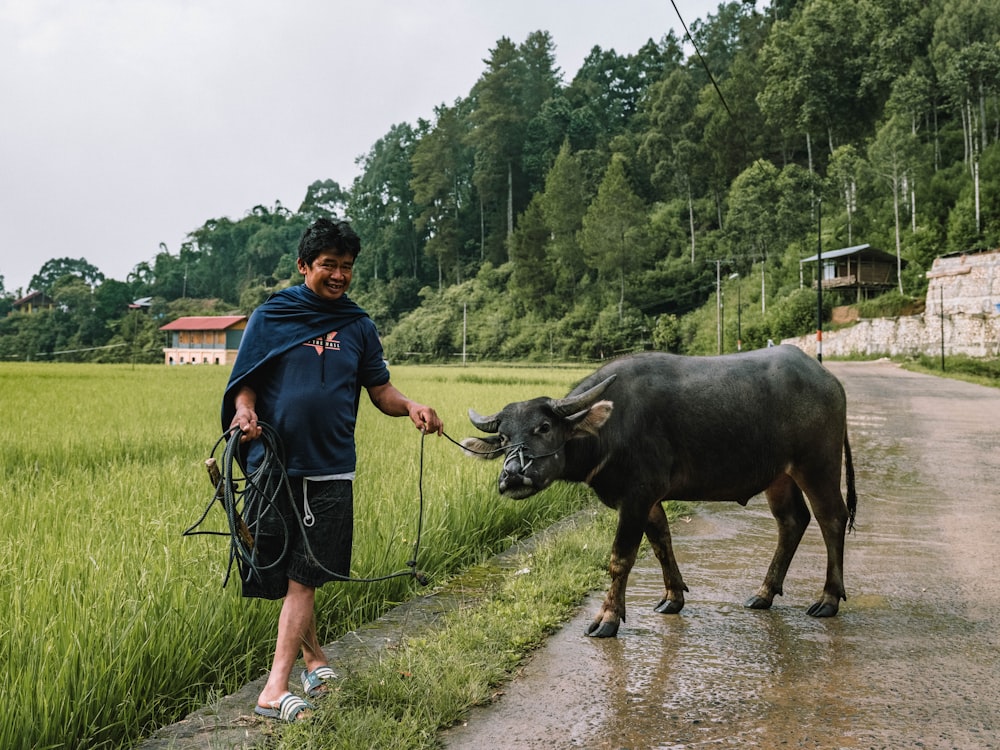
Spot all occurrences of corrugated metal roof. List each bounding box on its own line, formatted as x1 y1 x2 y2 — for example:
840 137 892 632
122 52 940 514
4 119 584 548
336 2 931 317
801 243 902 265
159 315 246 331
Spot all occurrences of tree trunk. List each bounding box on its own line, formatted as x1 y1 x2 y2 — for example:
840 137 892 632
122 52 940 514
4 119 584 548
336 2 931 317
934 105 941 172
844 179 854 245
619 230 627 323
507 161 514 241
619 266 625 323
975 158 981 234
963 101 972 173
893 176 903 294
979 82 988 150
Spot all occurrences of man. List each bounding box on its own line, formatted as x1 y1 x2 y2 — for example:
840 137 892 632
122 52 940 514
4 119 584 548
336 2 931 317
221 218 443 722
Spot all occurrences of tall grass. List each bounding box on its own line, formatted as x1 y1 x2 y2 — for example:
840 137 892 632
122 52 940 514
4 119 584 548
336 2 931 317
0 362 593 749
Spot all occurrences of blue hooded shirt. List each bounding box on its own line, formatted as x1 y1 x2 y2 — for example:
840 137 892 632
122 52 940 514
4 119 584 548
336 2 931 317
221 284 389 476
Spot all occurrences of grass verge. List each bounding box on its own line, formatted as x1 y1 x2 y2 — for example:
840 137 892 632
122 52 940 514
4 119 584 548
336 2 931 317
0 361 597 749
269 507 622 749
898 353 1000 389
826 353 1000 390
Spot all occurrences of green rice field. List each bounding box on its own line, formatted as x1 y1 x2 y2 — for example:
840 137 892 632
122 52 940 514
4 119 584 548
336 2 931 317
0 361 596 750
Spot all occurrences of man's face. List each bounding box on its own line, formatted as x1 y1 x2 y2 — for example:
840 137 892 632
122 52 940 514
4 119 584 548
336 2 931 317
299 249 354 301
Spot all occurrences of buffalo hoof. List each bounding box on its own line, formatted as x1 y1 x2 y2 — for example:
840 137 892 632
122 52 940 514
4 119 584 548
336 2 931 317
585 619 620 638
654 598 684 615
743 595 773 610
806 600 839 617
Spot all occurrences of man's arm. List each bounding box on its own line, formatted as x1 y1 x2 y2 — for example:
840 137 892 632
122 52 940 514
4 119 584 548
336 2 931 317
367 381 444 435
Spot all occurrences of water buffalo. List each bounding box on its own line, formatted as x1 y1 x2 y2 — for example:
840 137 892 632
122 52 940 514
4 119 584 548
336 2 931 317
462 345 857 638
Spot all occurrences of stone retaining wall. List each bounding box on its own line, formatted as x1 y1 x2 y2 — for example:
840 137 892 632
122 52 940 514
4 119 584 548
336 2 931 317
784 312 1000 358
784 250 1000 358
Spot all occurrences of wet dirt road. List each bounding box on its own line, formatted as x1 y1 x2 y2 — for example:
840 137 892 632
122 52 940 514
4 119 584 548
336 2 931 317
441 361 1000 749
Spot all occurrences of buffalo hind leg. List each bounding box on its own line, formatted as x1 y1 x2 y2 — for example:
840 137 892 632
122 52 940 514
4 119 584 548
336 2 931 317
746 475 811 611
645 501 688 615
586 506 646 638
800 475 849 617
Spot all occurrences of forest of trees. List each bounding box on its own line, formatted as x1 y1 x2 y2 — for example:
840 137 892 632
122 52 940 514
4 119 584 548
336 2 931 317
2 0 999 364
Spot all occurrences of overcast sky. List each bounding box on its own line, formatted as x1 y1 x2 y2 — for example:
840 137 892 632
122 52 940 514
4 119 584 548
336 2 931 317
1 0 724 295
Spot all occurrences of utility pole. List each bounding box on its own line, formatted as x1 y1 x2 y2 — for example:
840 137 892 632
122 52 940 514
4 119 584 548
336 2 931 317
760 260 766 315
729 273 742 351
706 259 732 355
738 280 742 351
816 197 823 363
940 285 946 372
715 260 722 355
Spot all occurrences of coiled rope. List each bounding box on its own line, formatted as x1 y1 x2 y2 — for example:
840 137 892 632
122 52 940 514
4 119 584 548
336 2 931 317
184 423 429 588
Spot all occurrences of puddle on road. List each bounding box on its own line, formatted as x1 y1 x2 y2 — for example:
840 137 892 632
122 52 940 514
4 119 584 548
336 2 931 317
559 533 866 749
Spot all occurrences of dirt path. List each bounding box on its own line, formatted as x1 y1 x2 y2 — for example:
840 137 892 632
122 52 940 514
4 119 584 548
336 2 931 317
441 361 1000 749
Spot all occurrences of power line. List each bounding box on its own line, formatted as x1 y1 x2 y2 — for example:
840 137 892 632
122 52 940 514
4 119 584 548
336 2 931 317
668 0 752 156
33 343 127 357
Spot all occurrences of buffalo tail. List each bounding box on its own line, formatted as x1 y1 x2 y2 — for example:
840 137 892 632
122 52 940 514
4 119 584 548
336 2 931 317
844 433 857 533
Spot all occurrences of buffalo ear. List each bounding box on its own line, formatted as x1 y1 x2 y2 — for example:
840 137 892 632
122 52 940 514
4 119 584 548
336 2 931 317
568 400 613 438
460 436 505 460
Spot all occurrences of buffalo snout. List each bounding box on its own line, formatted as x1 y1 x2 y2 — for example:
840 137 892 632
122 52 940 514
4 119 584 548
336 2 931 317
498 468 536 498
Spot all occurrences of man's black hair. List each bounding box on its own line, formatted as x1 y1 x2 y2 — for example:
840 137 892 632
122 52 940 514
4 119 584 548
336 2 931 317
298 218 361 264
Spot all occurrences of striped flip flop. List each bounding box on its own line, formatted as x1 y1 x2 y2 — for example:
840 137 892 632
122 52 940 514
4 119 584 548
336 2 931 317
254 692 313 722
301 665 338 698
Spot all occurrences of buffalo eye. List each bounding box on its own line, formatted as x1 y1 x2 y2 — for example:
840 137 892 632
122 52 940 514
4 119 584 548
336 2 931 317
535 422 551 436
499 433 510 447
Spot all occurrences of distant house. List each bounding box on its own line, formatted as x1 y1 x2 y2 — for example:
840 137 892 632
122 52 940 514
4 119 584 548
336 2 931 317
159 315 247 365
10 290 55 314
800 243 905 301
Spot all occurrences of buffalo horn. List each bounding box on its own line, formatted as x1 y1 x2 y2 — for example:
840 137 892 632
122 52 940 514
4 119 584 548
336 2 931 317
468 408 501 434
549 374 617 418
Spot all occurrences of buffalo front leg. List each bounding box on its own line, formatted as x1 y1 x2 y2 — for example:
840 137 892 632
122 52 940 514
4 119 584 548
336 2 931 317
586 507 646 638
746 475 811 611
645 500 688 615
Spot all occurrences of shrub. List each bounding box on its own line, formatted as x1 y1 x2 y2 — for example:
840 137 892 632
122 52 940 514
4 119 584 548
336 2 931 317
855 290 921 319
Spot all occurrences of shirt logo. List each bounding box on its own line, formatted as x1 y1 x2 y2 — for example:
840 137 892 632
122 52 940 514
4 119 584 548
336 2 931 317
304 331 340 355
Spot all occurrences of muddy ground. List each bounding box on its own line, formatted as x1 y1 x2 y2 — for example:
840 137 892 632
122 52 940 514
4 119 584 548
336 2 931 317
441 361 1000 749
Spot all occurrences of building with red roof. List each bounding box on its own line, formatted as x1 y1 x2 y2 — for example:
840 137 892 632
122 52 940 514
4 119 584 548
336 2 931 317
159 315 247 365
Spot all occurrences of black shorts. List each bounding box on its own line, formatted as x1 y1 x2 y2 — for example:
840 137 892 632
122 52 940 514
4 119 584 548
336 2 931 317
240 476 353 599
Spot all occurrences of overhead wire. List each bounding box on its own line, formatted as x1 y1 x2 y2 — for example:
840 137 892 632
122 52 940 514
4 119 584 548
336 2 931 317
668 0 752 156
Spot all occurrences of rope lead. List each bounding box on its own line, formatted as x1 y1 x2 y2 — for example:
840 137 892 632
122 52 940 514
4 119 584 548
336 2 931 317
184 423 430 588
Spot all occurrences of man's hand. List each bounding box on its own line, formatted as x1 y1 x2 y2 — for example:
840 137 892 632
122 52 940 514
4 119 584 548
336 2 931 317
408 402 444 436
368 381 444 435
231 387 261 441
